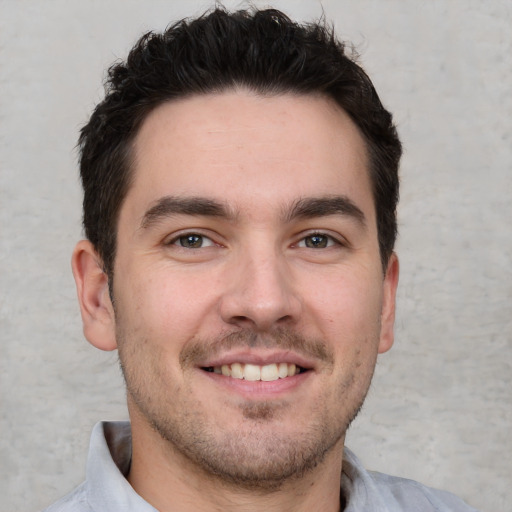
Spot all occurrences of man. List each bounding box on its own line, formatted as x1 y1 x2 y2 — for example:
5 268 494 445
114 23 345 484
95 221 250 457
44 7 478 512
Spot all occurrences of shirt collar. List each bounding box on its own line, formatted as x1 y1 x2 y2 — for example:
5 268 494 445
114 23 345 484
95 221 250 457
85 421 158 511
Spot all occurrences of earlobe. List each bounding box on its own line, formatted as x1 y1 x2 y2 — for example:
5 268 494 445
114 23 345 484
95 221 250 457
378 252 399 354
71 240 117 351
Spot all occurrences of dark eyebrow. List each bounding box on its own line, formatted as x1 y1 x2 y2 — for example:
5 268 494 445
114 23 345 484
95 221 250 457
140 196 236 229
284 196 366 227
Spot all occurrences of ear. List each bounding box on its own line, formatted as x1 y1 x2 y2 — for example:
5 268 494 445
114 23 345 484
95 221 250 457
71 240 117 351
378 252 399 354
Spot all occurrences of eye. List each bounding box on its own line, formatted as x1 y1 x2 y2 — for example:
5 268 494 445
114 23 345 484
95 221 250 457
172 233 215 249
297 233 337 249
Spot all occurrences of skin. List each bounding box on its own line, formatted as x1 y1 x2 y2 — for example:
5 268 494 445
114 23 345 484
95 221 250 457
72 90 399 512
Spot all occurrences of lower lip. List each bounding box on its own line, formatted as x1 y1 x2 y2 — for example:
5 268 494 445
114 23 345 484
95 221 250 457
199 369 311 399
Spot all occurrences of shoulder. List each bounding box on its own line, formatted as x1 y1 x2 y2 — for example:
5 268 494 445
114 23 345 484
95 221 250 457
40 482 91 512
368 470 480 511
342 448 480 512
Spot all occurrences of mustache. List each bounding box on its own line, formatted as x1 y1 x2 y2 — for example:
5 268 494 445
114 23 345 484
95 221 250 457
179 328 335 369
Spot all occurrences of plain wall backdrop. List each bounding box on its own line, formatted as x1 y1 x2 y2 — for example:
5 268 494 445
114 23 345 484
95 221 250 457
0 1 510 511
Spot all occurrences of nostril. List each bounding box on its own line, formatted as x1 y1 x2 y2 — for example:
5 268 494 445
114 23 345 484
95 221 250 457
225 315 253 328
232 316 249 322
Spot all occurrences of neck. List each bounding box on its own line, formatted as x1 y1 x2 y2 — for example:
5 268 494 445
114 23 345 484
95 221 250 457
127 412 344 512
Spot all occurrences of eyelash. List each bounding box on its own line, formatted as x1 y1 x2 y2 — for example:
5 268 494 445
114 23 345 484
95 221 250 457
296 232 343 249
166 232 216 249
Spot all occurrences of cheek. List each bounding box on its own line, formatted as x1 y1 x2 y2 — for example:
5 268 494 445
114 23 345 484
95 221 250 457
306 272 383 335
115 266 220 350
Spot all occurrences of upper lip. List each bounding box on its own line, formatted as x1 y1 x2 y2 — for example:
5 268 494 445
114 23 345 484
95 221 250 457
198 350 316 370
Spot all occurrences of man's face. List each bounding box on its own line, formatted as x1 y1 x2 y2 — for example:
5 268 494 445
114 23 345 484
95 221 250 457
109 91 397 486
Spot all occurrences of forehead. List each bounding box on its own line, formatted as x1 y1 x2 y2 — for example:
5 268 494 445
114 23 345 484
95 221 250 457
127 90 374 222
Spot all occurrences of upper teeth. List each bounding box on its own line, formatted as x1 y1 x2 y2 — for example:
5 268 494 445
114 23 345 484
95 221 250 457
212 363 299 381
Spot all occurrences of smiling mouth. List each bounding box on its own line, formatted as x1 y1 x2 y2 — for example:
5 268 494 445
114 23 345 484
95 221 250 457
202 362 307 381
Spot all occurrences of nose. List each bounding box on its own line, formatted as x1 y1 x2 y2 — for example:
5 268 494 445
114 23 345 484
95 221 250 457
219 246 302 331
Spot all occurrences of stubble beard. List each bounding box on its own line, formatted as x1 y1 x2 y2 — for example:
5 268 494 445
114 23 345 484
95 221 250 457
118 328 376 491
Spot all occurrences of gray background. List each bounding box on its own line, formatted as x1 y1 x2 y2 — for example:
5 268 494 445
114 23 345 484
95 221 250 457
1 1 510 511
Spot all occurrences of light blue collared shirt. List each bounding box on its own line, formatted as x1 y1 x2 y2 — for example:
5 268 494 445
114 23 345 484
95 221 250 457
42 421 479 512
